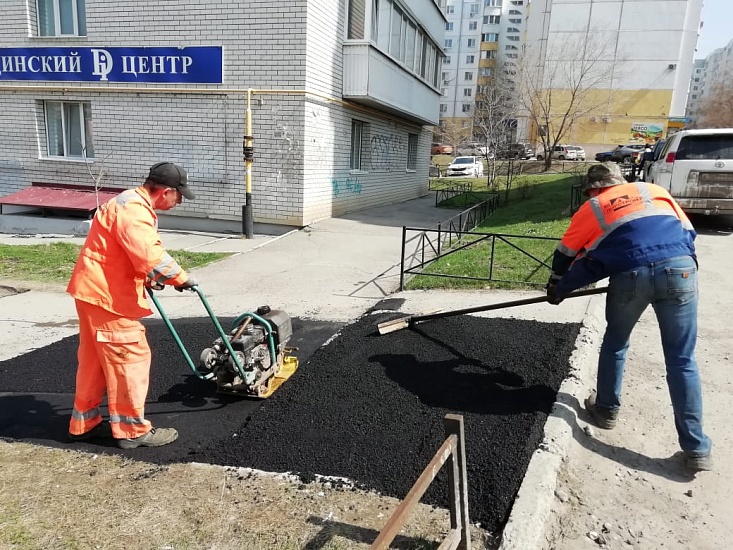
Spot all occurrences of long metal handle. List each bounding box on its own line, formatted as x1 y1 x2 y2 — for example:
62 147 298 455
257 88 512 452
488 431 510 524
409 286 607 324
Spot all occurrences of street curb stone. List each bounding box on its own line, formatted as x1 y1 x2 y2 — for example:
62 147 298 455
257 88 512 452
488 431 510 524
498 292 606 549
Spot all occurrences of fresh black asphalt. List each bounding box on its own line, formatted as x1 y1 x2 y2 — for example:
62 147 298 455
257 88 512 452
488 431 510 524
0 303 581 533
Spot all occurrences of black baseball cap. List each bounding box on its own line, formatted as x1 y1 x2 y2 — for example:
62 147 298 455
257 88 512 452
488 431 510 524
147 162 194 200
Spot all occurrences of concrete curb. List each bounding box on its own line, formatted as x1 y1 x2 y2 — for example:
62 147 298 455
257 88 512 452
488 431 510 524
498 292 606 549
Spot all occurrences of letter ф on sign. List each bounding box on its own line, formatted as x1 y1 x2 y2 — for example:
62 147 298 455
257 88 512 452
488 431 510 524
0 46 222 84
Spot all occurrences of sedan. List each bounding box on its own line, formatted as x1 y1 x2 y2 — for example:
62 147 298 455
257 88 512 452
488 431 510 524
446 156 484 177
595 144 646 164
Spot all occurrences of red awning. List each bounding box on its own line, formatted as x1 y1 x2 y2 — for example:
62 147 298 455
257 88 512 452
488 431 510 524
0 184 121 213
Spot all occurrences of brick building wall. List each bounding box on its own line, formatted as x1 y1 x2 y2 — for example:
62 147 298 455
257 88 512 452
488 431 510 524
0 1 433 231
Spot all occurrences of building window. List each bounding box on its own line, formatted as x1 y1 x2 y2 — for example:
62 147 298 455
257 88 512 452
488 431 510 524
509 18 522 24
444 56 451 64
440 104 448 113
483 50 497 59
489 15 500 24
350 120 363 170
479 67 493 76
465 71 473 81
483 33 499 42
505 44 518 50
509 9 521 15
485 0 502 6
446 22 454 31
469 21 477 30
406 134 418 170
45 101 94 158
507 27 520 33
446 5 455 13
507 35 520 41
38 0 87 36
462 104 472 112
469 4 480 16
464 88 472 97
445 38 453 49
466 55 475 63
347 0 366 39
467 39 476 48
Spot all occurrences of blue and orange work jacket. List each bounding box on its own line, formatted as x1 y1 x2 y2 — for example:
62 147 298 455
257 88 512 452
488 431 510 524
552 182 696 295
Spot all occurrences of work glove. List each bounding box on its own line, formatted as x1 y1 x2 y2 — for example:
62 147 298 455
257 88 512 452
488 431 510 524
145 277 165 291
545 277 564 305
175 276 199 292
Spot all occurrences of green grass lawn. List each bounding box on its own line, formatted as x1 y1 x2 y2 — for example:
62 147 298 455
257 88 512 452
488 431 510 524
408 174 579 290
0 242 231 285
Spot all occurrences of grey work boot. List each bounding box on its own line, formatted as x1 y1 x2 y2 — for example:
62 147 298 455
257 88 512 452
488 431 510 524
118 427 178 449
584 391 618 430
684 452 713 472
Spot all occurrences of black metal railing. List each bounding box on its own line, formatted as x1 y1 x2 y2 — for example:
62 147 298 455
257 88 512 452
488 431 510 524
399 228 560 290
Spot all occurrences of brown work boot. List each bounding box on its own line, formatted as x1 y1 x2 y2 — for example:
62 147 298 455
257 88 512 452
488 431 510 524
584 391 618 430
118 427 178 449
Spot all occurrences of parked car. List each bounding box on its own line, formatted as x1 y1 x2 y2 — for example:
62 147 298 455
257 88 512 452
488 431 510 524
431 143 454 155
639 139 667 181
497 143 534 160
595 144 646 164
647 128 733 214
446 156 484 177
568 145 586 161
536 145 577 161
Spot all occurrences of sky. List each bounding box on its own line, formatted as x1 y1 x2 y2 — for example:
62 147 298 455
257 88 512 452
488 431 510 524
696 0 732 58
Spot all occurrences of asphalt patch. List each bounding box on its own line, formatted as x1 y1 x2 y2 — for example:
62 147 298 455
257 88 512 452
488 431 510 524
0 312 581 533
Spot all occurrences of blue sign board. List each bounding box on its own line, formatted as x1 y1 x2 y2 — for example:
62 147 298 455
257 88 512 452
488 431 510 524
0 46 223 83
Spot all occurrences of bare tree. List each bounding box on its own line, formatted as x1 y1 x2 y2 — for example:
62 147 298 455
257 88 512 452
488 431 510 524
471 64 517 185
695 78 733 128
516 31 622 170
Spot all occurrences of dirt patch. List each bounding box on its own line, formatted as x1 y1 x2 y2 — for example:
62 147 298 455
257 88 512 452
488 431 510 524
0 440 493 549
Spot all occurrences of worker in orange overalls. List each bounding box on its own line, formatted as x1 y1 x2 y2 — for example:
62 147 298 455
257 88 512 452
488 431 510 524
547 162 712 471
67 161 198 449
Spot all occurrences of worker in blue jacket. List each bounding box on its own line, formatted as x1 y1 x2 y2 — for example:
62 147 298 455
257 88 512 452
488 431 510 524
547 162 712 471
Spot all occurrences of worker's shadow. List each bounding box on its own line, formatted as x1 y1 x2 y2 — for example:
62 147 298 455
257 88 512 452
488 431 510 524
371 328 556 415
553 391 696 482
0 394 70 443
156 374 232 409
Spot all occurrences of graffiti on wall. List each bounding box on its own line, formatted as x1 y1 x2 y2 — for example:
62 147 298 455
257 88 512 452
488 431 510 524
332 176 363 197
370 133 404 171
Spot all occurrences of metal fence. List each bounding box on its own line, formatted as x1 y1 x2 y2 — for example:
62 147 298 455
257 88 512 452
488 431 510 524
399 228 560 290
370 414 471 550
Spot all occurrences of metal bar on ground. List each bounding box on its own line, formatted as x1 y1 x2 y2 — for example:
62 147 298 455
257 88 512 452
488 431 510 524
370 434 460 550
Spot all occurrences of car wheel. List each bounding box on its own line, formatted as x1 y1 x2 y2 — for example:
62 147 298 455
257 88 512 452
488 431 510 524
536 154 543 160
622 156 631 164
558 155 565 160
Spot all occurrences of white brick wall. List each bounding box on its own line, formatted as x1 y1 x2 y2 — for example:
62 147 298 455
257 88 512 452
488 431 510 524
0 0 433 230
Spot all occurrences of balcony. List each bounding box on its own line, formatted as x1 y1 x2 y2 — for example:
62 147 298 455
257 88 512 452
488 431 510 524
342 43 441 125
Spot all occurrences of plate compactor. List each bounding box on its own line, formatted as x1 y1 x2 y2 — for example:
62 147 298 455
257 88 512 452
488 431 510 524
149 286 298 398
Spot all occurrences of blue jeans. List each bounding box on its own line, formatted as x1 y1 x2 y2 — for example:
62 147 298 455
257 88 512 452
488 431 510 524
597 255 712 456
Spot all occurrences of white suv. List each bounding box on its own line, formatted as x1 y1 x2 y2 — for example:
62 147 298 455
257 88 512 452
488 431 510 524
536 145 577 161
649 128 733 215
